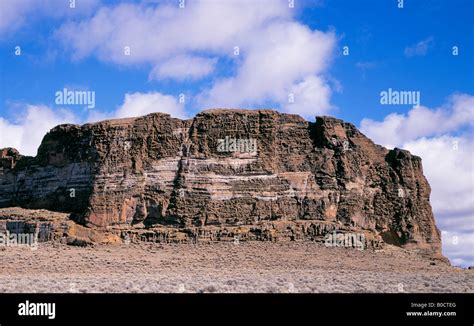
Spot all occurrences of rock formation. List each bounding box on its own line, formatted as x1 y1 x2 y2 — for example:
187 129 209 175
0 109 442 254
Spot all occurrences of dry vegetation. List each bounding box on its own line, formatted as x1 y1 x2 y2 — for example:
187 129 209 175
0 241 472 293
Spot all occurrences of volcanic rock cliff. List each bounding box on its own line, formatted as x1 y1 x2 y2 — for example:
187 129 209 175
0 109 441 254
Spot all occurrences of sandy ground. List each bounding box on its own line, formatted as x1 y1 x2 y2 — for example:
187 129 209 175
0 241 472 293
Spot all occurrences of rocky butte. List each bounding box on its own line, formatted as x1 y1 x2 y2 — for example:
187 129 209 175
0 109 442 256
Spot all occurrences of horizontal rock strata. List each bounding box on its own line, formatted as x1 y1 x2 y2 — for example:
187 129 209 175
0 109 442 255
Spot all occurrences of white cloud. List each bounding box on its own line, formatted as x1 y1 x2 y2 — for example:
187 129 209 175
360 94 474 267
282 75 333 116
54 0 336 118
403 135 473 267
404 36 434 57
198 22 335 117
88 91 188 122
0 0 99 37
113 92 187 119
55 1 291 64
0 105 79 156
403 135 473 224
360 93 474 148
0 0 32 36
149 55 217 81
0 91 186 156
441 231 474 268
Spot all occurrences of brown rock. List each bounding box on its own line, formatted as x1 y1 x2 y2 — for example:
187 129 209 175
0 109 442 255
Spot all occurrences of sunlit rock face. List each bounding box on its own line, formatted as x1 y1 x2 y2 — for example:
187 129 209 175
0 109 441 254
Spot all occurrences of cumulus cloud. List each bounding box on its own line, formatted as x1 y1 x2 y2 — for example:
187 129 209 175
404 36 434 57
0 105 79 156
55 1 290 64
113 91 187 119
87 91 188 123
282 75 333 116
54 0 336 118
360 93 474 148
0 91 186 156
198 22 335 117
361 94 474 267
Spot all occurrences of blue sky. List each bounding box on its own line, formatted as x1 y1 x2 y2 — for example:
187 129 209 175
0 0 473 267
306 0 474 122
1 0 473 123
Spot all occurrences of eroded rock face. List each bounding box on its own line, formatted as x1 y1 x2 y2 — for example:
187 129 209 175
0 109 441 254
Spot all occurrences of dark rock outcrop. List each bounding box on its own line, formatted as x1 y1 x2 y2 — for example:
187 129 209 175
0 109 442 254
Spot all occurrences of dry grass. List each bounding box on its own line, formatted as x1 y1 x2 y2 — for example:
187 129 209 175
0 241 472 293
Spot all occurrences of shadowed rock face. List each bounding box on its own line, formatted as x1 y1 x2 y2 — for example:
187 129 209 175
0 109 441 254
